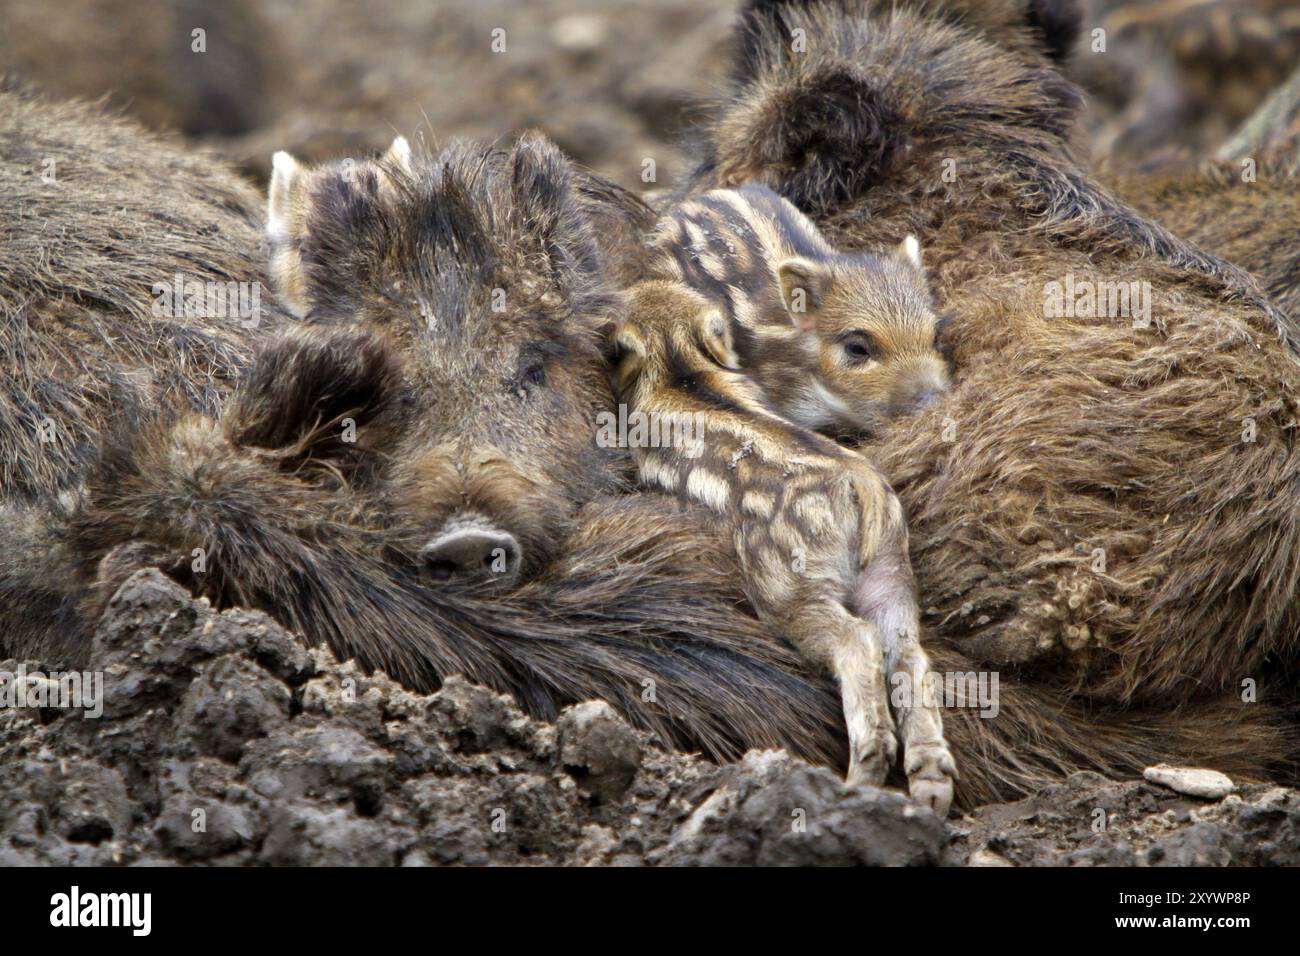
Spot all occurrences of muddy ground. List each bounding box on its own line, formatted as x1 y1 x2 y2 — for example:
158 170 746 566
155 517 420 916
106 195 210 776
3 572 1296 867
4 0 1298 188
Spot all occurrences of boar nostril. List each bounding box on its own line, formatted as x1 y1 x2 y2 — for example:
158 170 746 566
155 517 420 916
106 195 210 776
420 527 520 583
426 560 456 582
913 388 943 410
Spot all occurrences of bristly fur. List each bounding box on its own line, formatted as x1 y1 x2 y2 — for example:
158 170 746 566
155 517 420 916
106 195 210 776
686 0 1300 772
0 85 293 668
0 84 292 503
702 1 1295 348
273 134 623 347
1110 157 1300 322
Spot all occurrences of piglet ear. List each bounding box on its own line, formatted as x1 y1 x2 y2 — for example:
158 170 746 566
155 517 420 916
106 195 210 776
777 257 832 331
225 327 402 470
700 309 741 371
613 323 646 366
611 318 649 392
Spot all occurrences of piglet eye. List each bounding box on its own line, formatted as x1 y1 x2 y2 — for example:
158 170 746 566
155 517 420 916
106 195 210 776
840 332 875 363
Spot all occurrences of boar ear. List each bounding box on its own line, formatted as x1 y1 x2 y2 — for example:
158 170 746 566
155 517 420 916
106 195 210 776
267 150 302 239
511 132 577 243
383 135 413 175
225 328 402 469
777 257 832 332
1025 0 1083 62
699 309 741 371
896 235 923 270
267 150 312 317
511 131 611 317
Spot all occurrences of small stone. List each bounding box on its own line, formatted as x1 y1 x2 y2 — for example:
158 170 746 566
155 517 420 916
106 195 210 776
551 15 607 54
1143 764 1235 800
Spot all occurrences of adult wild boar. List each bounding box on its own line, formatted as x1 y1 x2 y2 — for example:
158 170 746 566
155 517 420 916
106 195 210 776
686 0 1300 720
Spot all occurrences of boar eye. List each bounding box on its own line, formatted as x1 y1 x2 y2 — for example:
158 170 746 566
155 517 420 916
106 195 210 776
839 332 875 363
520 361 546 389
933 314 953 350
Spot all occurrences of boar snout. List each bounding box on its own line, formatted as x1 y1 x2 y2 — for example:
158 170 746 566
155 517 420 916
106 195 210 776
420 516 521 586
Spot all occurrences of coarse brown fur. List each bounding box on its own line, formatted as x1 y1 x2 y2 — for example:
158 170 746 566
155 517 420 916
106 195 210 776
615 278 956 812
651 183 949 436
0 83 291 502
688 1 1300 734
1111 156 1300 322
0 84 293 664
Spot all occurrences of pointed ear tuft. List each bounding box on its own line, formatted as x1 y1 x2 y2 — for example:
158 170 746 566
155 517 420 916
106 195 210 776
384 135 413 174
268 151 301 241
266 150 312 317
777 257 832 332
897 235 922 269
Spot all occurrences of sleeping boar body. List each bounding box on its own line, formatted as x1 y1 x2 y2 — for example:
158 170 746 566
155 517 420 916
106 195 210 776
690 1 1300 720
0 84 290 502
0 85 292 663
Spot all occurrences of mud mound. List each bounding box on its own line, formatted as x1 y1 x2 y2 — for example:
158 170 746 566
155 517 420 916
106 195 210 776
0 571 943 866
3 569 1296 866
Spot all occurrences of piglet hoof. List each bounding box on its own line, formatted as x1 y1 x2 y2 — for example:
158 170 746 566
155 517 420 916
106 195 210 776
845 727 897 789
905 742 956 817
